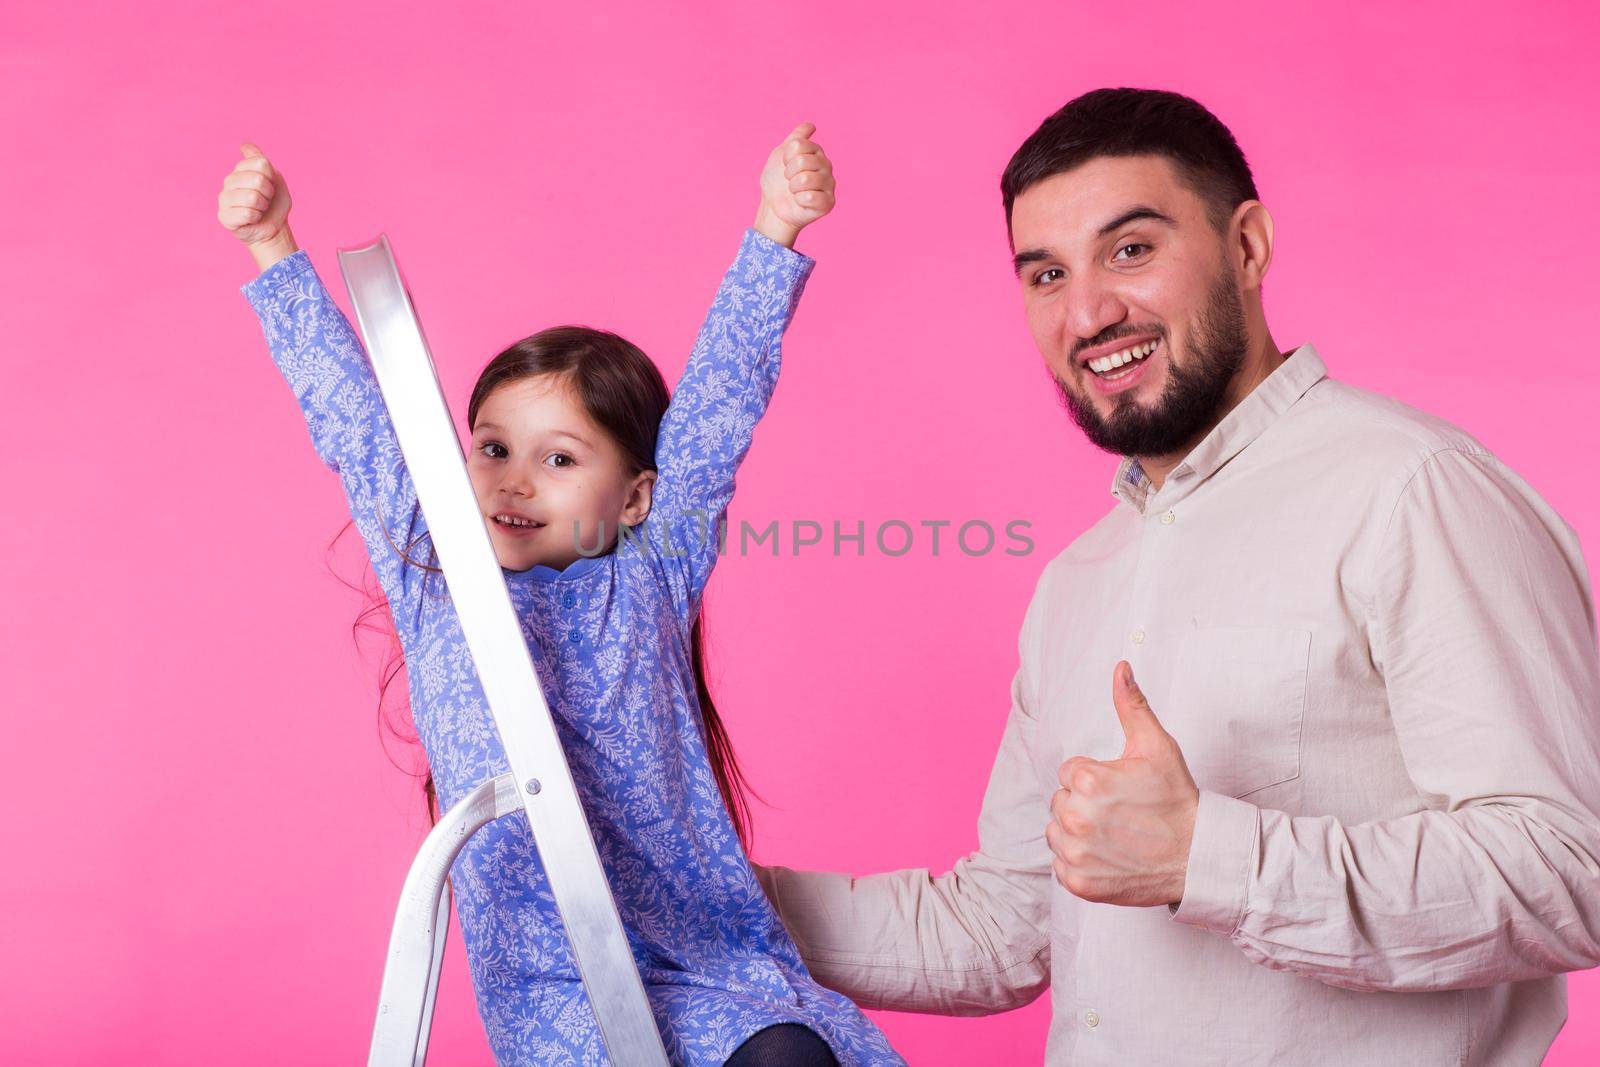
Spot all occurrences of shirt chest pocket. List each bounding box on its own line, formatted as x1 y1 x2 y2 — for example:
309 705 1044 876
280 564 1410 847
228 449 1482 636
1162 625 1311 799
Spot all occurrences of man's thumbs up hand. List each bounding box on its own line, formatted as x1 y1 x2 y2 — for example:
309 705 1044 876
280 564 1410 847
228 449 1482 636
1047 662 1200 907
1114 660 1170 758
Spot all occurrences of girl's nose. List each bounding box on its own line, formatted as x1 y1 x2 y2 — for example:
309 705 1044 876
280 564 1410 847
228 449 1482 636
501 466 536 498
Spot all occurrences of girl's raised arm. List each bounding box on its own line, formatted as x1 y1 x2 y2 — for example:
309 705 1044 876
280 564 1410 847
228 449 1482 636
644 124 836 617
222 144 433 629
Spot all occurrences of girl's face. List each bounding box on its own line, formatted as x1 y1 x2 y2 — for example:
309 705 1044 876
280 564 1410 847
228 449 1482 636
466 375 655 572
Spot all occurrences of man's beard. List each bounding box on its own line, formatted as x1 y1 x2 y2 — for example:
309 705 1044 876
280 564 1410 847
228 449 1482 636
1054 264 1249 459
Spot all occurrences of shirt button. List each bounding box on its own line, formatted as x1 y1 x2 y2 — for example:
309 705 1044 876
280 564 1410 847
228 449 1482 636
561 591 576 608
1160 509 1176 525
567 629 581 644
1131 629 1146 645
1085 1009 1100 1029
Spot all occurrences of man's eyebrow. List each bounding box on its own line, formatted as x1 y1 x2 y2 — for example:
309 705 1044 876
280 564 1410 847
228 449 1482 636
1011 206 1180 277
1012 248 1053 277
1095 206 1177 238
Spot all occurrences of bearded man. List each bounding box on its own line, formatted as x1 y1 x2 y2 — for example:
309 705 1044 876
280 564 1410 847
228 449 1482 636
758 88 1600 1065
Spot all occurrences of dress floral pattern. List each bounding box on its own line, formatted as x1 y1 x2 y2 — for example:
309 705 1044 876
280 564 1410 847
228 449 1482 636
243 230 903 1066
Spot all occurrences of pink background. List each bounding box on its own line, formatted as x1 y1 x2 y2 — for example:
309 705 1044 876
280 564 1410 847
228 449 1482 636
4 1 1598 1062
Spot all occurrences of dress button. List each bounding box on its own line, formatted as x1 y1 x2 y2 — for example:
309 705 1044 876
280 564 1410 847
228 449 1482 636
1085 1009 1100 1029
1160 509 1176 525
567 629 581 644
1131 629 1145 645
561 591 576 608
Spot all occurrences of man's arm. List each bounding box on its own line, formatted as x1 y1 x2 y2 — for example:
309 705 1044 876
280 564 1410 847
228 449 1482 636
757 591 1056 1015
1172 447 1600 991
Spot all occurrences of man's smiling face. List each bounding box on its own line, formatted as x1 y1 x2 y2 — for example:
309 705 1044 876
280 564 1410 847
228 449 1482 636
1010 153 1251 459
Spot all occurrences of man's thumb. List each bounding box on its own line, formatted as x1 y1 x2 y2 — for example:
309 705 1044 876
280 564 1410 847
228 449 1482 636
1113 662 1165 754
240 141 264 159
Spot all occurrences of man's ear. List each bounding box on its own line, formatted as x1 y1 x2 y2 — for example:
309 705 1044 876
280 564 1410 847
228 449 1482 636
620 469 657 527
1232 199 1275 292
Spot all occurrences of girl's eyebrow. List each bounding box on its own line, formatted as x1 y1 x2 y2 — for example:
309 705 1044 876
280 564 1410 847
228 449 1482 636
473 422 593 448
548 429 593 448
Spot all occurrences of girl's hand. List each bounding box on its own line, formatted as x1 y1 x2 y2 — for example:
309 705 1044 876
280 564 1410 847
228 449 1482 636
218 142 298 271
754 122 835 249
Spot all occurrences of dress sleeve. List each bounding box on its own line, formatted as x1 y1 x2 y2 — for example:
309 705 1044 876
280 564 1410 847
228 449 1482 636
242 250 433 630
1171 447 1600 991
640 228 814 617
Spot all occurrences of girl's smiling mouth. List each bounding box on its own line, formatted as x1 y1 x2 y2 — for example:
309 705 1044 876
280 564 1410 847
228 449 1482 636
492 512 546 535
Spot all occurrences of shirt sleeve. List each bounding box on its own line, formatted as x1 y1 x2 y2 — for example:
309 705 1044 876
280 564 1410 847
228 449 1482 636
754 585 1054 1015
642 228 814 617
1172 447 1600 992
242 250 432 630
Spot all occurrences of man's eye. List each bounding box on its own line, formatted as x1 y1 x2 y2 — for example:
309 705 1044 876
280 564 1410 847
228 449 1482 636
546 453 574 469
1033 267 1065 287
1113 243 1150 261
480 442 507 459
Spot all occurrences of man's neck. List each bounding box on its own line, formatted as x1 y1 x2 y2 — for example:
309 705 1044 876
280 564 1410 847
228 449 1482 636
1136 336 1287 490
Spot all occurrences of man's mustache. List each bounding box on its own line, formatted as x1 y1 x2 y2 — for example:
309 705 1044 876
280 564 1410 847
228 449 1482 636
1072 325 1167 362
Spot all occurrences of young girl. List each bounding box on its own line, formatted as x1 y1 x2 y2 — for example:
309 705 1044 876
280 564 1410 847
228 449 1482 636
219 128 902 1066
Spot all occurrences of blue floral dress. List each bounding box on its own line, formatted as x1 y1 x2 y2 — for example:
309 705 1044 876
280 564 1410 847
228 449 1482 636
243 230 903 1066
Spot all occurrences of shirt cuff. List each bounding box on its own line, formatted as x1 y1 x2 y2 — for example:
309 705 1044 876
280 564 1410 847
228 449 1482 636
1169 790 1259 935
241 248 314 306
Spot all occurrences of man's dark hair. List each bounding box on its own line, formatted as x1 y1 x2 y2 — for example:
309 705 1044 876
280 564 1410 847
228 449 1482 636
1001 88 1258 238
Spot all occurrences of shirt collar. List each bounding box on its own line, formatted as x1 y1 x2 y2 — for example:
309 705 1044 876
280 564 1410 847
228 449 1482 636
1110 343 1328 510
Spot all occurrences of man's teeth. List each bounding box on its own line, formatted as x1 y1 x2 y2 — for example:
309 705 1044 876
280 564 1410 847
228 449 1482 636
1088 340 1158 374
495 515 540 527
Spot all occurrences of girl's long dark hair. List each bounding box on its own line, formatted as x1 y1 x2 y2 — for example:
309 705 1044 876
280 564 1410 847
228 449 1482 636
342 326 756 848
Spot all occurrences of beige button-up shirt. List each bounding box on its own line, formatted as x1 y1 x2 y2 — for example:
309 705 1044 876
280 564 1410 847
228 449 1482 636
759 345 1600 1065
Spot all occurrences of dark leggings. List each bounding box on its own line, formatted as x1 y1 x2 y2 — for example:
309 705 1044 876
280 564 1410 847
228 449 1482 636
723 1023 839 1067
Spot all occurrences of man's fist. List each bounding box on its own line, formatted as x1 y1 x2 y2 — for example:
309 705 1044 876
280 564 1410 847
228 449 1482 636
1046 662 1200 907
754 122 836 248
217 143 293 249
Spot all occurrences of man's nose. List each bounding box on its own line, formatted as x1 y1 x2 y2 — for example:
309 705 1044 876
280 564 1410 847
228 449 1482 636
1064 275 1128 347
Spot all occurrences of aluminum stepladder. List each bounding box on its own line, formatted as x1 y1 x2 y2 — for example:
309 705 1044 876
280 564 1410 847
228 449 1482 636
338 236 670 1067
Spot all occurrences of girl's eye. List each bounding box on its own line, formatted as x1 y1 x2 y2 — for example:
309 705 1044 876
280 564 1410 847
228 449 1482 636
1113 243 1151 262
480 442 507 459
1033 267 1065 287
546 453 574 469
